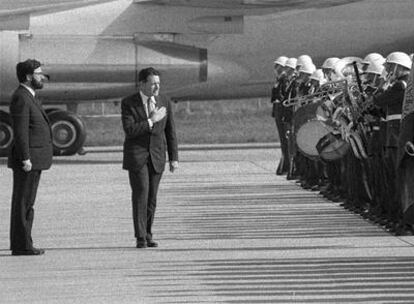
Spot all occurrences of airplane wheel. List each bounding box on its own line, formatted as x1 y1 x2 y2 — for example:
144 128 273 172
0 111 13 157
48 110 86 156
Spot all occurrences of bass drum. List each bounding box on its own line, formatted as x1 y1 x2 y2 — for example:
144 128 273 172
293 101 332 159
316 132 350 161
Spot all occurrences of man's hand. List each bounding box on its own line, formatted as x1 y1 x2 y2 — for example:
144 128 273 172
150 107 166 124
169 161 179 173
22 159 32 172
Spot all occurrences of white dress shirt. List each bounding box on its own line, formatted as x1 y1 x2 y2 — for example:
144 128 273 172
20 83 35 97
139 91 156 129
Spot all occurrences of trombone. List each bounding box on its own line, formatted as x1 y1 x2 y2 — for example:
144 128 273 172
282 80 347 108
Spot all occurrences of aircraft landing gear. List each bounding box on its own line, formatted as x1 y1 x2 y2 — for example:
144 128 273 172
0 109 87 157
48 110 87 156
0 110 13 157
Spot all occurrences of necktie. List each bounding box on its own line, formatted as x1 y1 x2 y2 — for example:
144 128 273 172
147 97 153 117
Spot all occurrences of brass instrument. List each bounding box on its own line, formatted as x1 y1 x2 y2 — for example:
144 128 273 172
405 141 414 157
282 80 347 108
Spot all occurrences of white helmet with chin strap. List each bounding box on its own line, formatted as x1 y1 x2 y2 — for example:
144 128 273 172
321 57 340 70
386 51 412 70
285 57 298 69
366 61 385 76
310 69 326 84
362 53 385 65
296 55 313 68
298 62 316 75
274 56 288 66
333 56 363 80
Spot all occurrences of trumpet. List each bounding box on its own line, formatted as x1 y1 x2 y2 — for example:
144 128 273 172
405 141 414 157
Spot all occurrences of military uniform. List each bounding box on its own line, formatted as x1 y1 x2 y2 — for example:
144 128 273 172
271 74 290 175
373 74 409 222
397 69 414 226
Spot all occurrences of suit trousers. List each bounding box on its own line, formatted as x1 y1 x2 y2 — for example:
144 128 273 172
128 162 163 241
10 169 42 251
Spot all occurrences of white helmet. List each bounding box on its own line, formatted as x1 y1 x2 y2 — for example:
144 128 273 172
322 57 340 70
362 53 385 65
273 56 288 66
366 61 385 76
333 57 363 79
285 57 297 69
298 62 316 75
386 51 412 70
310 69 326 84
296 54 313 68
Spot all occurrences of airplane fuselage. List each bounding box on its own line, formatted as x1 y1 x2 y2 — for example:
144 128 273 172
1 0 414 105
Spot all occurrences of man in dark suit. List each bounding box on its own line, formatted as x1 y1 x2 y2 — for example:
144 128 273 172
121 67 178 248
8 59 52 256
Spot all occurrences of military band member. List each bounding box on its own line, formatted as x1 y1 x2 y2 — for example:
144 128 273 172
321 57 340 82
397 59 414 233
372 52 411 231
271 52 413 236
292 61 317 188
363 60 388 221
271 56 289 175
280 57 298 179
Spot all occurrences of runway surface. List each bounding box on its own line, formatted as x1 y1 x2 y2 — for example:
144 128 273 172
1 147 414 303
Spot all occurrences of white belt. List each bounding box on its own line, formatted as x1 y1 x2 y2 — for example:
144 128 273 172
372 126 380 131
386 114 402 121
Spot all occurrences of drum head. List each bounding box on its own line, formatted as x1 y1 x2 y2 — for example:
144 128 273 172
293 102 321 131
296 120 332 158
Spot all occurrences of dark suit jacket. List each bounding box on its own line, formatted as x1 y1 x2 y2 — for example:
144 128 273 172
8 85 53 171
121 92 178 173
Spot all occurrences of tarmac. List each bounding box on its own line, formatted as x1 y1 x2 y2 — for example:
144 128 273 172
1 145 414 303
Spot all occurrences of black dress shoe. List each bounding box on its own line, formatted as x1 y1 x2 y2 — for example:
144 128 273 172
147 240 158 248
136 241 147 248
12 248 45 256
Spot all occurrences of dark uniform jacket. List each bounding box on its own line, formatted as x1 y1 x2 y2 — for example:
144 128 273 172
271 75 292 119
279 76 298 123
373 74 409 148
398 74 414 166
121 93 178 173
8 85 53 171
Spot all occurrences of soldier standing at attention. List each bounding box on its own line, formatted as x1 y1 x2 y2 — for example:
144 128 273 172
271 55 289 175
372 52 411 233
